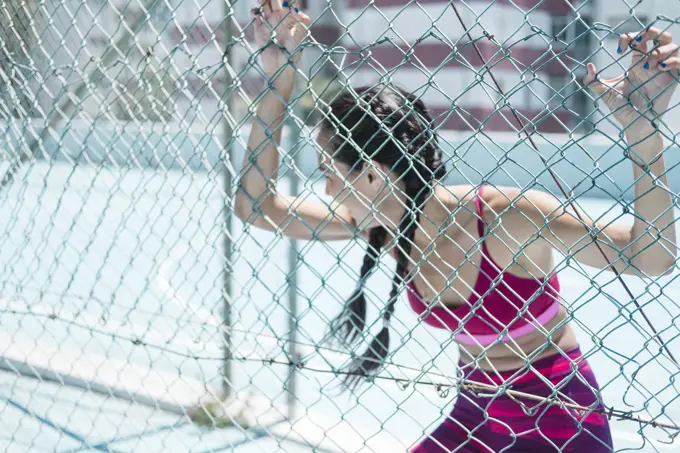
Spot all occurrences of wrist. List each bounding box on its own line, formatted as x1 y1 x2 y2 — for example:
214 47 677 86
626 130 664 165
626 128 662 147
261 79 294 103
257 83 293 122
262 66 297 100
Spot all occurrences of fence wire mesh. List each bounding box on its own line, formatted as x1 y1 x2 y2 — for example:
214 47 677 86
1 0 680 452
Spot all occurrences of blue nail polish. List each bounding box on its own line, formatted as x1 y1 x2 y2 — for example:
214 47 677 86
617 46 622 53
661 62 667 68
636 35 643 42
282 1 288 6
644 61 650 70
254 9 259 14
295 7 299 12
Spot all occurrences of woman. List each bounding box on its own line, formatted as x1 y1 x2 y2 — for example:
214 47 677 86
236 1 679 451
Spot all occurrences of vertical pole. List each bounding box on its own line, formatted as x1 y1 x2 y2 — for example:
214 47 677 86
221 0 234 400
286 106 301 421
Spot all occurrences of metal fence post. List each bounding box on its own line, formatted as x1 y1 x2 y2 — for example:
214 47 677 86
221 0 235 400
285 84 304 420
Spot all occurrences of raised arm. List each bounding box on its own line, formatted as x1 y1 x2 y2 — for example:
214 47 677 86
484 27 678 277
234 1 357 241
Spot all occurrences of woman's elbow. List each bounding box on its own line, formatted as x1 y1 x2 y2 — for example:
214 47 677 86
234 190 269 227
234 191 281 234
654 258 676 276
635 258 676 277
645 245 678 276
648 263 675 277
234 192 254 223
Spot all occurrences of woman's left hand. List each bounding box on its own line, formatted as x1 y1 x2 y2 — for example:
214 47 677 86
584 27 679 137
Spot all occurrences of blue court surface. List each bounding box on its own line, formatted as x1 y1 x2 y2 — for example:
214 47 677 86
1 162 679 452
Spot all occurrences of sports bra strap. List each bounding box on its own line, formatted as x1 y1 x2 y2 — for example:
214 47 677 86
475 184 486 239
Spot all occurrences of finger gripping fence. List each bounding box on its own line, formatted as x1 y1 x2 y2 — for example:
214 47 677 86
1 1 680 452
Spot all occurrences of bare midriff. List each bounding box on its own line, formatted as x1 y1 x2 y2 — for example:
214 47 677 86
457 304 578 372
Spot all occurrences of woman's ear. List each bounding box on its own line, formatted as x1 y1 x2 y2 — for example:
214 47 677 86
363 161 390 186
370 163 388 184
360 161 376 184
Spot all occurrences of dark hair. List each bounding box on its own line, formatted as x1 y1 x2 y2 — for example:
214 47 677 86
322 84 447 389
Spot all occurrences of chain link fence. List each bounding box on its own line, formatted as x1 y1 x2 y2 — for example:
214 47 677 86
1 0 680 452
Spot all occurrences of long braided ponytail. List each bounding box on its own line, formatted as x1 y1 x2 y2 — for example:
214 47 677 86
322 85 447 389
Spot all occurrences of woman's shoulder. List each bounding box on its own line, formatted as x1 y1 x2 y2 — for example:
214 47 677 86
437 184 517 213
442 184 545 212
439 184 551 228
428 184 486 230
435 184 479 208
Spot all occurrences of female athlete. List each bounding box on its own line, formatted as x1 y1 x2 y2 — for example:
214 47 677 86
236 1 679 451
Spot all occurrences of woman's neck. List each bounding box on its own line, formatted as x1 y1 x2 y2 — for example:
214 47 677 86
379 184 461 248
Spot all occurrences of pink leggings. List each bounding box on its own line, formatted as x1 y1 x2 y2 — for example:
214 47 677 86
410 347 613 453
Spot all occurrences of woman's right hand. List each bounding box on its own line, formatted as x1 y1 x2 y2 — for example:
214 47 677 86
251 0 310 94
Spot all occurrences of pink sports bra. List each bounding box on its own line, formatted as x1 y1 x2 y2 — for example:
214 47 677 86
404 184 561 346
